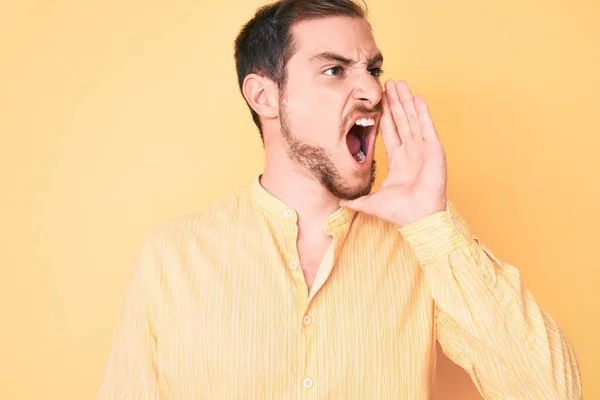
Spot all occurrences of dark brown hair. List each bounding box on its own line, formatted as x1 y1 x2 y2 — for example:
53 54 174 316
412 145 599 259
234 0 368 140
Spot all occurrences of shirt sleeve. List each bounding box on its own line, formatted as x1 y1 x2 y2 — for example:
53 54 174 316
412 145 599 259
98 234 163 400
399 201 582 400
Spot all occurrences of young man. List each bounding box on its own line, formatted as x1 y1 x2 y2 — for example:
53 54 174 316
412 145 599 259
99 1 582 398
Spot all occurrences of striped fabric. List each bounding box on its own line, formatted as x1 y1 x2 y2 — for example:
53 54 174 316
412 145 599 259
98 176 581 399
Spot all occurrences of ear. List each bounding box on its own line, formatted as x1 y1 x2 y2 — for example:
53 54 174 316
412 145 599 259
242 73 279 120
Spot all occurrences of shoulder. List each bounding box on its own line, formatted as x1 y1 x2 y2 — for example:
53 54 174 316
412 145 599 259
140 188 254 252
130 188 254 280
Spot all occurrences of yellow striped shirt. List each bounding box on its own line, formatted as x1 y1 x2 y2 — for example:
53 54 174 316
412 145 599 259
98 177 581 399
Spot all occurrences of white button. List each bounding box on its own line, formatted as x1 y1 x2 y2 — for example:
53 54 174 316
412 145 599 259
303 315 312 326
284 209 294 218
303 378 313 388
289 261 299 270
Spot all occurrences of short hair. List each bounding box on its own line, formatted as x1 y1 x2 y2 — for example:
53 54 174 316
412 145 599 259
234 0 368 141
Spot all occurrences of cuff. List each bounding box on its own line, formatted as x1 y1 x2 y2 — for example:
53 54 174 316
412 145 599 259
399 207 470 265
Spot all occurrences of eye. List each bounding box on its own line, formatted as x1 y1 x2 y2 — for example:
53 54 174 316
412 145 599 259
324 66 345 76
369 67 383 78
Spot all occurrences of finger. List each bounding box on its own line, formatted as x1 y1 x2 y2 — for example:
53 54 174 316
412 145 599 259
414 95 438 142
379 94 402 156
384 80 412 145
396 81 422 141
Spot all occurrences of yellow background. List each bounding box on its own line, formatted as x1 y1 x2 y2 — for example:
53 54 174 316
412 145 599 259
1 0 598 398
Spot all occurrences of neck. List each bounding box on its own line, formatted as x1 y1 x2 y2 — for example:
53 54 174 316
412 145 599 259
260 151 341 232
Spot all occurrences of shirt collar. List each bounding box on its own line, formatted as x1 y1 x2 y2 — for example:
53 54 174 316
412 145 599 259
249 176 356 236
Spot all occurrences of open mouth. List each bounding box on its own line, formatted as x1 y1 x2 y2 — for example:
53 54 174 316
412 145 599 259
346 117 375 164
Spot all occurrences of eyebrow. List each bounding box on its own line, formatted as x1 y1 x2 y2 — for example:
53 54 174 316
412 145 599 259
310 51 384 67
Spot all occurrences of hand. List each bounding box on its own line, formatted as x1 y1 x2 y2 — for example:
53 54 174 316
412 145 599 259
340 80 448 227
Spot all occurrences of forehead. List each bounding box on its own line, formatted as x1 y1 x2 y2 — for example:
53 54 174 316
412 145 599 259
290 17 379 60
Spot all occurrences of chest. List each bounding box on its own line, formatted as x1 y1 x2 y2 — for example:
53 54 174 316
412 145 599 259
296 235 332 288
155 245 436 399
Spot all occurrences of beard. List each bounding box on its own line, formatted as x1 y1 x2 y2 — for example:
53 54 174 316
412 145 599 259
279 96 377 201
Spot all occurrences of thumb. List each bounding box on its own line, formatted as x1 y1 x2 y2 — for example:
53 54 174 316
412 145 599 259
339 195 373 214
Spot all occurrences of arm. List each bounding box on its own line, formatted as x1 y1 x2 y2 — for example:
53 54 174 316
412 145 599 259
98 235 162 400
400 202 582 399
339 80 582 398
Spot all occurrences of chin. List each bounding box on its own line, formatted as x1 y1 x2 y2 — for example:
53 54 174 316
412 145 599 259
336 161 377 200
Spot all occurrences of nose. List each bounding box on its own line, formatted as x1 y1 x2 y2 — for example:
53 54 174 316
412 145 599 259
352 72 382 108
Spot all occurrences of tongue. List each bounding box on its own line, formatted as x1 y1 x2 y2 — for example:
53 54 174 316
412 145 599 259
346 134 361 155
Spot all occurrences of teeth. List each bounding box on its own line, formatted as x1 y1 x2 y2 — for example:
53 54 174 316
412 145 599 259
355 118 375 127
354 150 366 163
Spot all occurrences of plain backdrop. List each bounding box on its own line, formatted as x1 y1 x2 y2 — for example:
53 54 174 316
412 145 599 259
1 0 598 398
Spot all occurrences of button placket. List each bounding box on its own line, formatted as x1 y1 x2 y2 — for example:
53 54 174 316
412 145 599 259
303 315 312 326
282 208 314 395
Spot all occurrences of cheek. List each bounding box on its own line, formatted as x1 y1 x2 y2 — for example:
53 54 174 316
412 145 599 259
285 87 345 144
285 92 317 119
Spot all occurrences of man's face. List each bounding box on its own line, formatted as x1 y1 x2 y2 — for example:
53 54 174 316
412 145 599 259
279 16 383 200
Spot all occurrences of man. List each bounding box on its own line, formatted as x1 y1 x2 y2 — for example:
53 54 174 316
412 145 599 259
98 0 582 398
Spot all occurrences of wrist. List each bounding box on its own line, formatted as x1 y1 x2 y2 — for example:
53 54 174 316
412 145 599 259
395 198 447 228
399 206 468 264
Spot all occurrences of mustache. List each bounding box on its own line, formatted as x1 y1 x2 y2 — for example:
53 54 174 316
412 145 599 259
341 102 383 131
350 102 383 115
